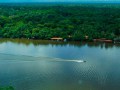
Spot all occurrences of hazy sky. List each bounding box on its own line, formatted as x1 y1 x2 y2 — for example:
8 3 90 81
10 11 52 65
0 0 120 3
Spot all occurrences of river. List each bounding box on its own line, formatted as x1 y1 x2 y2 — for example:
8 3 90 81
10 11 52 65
0 39 120 90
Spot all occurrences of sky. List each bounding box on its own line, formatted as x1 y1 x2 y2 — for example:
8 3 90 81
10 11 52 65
0 0 120 3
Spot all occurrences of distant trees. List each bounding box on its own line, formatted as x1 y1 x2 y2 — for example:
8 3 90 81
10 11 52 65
0 4 120 41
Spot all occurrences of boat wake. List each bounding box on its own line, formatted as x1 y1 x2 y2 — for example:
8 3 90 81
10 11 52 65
51 58 85 63
0 53 85 63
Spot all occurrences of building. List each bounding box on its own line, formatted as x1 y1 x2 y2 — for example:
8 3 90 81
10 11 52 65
51 37 63 41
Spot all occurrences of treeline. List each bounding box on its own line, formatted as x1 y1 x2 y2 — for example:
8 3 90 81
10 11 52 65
0 4 120 41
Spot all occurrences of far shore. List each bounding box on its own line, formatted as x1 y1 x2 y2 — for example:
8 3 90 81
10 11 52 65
0 38 119 44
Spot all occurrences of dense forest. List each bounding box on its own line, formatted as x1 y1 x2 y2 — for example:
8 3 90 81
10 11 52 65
0 3 120 41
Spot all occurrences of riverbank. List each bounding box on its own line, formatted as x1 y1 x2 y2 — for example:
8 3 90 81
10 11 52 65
0 37 118 43
0 38 119 48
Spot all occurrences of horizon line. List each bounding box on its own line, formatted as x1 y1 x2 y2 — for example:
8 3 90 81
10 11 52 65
0 1 120 4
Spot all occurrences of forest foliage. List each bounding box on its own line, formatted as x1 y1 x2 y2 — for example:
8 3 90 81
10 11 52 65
0 4 120 41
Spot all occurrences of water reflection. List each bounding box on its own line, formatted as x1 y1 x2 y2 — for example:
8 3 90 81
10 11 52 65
0 38 120 48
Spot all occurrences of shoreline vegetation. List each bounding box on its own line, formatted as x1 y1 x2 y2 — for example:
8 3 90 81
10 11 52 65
0 86 14 90
0 4 120 43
